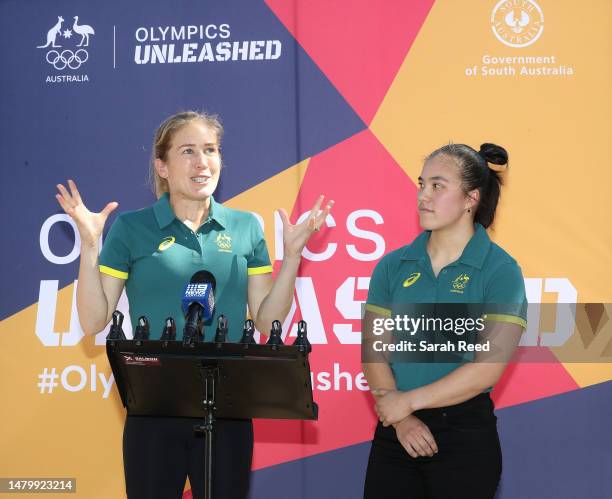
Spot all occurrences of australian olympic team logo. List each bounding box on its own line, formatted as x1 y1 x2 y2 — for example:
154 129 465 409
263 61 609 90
451 273 470 293
491 0 544 48
215 233 232 252
37 15 95 70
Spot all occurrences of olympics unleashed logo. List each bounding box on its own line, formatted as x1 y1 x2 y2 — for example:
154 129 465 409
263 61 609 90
37 15 95 70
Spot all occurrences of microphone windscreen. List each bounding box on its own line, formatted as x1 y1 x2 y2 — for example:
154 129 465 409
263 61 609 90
189 270 216 291
182 270 216 320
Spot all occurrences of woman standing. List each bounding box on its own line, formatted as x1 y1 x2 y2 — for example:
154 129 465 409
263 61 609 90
362 143 527 499
56 111 333 499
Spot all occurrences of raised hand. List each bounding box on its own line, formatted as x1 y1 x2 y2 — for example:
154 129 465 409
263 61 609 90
277 195 334 258
55 179 118 248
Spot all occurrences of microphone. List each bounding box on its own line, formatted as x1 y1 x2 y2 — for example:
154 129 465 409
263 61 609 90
292 320 311 353
107 310 126 341
160 317 176 341
240 319 256 345
266 320 284 348
214 315 228 343
133 316 150 344
182 270 216 345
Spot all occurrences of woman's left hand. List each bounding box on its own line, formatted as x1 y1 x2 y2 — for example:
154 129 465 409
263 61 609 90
278 195 334 258
372 389 414 427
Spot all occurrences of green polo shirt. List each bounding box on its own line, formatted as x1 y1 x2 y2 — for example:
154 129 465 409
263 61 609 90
365 224 527 392
99 193 272 341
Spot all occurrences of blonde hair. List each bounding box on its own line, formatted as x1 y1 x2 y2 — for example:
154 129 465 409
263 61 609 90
148 111 224 198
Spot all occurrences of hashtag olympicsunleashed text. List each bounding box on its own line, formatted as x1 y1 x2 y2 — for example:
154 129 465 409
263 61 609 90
37 365 114 398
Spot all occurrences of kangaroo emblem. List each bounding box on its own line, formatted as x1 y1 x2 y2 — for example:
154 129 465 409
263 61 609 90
37 16 64 48
72 16 95 47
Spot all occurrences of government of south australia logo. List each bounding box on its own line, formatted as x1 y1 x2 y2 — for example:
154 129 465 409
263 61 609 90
37 15 95 70
491 0 544 48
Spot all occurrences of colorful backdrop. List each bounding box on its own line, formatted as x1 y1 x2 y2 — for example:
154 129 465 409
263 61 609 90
1 0 611 497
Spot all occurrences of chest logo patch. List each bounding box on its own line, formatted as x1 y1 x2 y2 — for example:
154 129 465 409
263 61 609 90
402 272 421 287
158 236 175 251
451 273 470 293
216 233 232 252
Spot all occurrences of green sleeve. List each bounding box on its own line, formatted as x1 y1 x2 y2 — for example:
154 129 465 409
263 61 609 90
98 215 131 280
246 215 272 275
483 262 528 328
365 257 392 317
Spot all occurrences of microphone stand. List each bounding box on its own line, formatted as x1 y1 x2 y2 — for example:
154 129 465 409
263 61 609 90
194 365 219 499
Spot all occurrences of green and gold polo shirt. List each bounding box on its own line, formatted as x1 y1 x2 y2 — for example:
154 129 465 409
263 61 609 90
99 193 272 341
365 223 527 392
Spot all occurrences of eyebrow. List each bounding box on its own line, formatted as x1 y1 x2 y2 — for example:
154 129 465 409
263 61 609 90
178 143 218 148
417 176 449 182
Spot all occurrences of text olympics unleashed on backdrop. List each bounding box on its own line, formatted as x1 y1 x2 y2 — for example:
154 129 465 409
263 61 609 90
133 23 282 64
361 303 612 364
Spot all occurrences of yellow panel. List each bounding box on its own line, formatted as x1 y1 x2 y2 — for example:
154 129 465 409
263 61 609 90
0 285 125 497
224 159 310 264
371 0 612 303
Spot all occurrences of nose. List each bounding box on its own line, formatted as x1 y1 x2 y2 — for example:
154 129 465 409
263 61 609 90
418 186 431 203
194 150 210 170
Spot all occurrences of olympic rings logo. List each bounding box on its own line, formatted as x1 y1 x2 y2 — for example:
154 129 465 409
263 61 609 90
45 49 89 70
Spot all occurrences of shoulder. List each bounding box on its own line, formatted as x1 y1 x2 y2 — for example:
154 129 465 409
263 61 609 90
484 241 521 275
111 205 157 231
482 241 525 297
370 244 410 278
219 204 259 226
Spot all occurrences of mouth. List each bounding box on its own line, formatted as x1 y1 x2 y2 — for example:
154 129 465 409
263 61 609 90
191 176 210 184
418 206 434 213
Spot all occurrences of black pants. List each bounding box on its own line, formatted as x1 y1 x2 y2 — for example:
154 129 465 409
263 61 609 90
123 416 253 499
364 393 502 499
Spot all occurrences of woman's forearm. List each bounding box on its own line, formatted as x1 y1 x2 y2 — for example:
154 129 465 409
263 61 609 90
76 242 111 335
407 362 506 411
363 362 397 394
254 255 301 333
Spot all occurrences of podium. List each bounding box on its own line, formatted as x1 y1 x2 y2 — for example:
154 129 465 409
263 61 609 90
106 319 316 499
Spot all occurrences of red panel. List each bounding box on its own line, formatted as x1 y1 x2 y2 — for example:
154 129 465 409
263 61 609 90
265 0 435 124
252 129 421 469
493 348 580 409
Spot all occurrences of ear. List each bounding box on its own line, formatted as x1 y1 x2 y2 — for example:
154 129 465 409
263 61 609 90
154 158 168 179
466 188 480 211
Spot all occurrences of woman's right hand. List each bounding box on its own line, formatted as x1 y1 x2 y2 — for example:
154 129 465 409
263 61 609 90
394 415 438 458
55 179 118 248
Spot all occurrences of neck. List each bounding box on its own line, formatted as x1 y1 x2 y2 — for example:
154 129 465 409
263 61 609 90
427 220 475 264
168 194 211 230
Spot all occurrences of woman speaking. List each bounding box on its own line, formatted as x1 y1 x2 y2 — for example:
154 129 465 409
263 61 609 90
55 111 333 499
362 143 527 499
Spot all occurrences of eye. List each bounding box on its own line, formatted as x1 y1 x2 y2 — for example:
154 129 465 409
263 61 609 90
205 146 219 155
418 182 424 190
182 148 194 155
433 183 442 190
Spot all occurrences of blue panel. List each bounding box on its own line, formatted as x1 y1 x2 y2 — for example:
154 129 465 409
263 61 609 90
250 443 371 499
496 381 612 499
0 0 364 318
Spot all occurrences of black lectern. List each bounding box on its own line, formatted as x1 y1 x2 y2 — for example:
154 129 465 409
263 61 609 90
106 315 316 499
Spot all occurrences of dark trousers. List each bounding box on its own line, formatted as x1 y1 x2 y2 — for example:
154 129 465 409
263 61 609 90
123 416 253 499
364 393 502 499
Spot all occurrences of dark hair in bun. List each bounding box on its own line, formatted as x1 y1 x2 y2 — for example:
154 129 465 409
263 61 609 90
426 142 508 228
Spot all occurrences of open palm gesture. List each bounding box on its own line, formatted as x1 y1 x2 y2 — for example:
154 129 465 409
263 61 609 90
278 195 334 258
55 179 118 247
